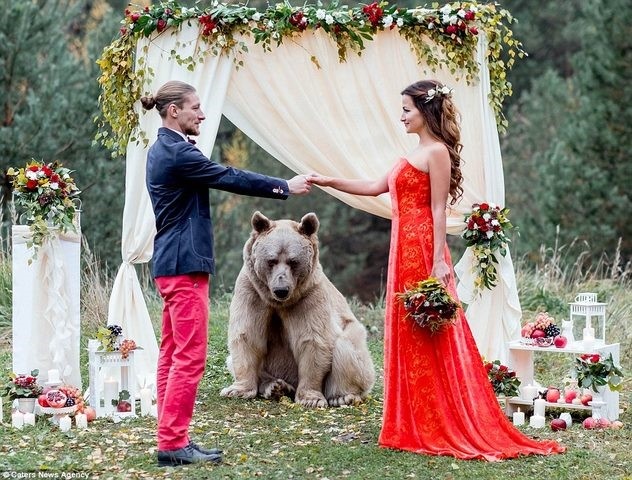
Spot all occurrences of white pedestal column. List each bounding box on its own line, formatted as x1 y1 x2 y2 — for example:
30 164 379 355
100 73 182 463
12 225 82 389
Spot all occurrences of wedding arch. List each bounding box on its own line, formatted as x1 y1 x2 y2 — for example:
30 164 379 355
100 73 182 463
97 1 525 383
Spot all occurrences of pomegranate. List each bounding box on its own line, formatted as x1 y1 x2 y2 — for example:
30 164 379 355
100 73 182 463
45 389 68 408
38 394 50 407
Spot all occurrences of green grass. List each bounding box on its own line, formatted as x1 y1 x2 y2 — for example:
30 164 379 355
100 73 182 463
0 246 631 479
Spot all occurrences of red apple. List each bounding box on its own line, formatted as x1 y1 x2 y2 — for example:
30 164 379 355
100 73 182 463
546 388 561 403
580 393 593 406
611 420 624 430
553 335 568 348
530 329 546 339
564 390 578 403
37 394 50 407
550 418 567 431
583 417 597 429
521 322 535 338
597 418 611 429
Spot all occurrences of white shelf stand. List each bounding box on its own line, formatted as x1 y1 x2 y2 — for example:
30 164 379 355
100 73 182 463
505 341 620 421
88 346 137 418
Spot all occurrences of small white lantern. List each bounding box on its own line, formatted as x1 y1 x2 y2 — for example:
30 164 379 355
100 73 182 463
88 341 137 418
569 293 607 349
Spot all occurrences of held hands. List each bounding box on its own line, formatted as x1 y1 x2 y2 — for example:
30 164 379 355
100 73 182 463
287 174 317 195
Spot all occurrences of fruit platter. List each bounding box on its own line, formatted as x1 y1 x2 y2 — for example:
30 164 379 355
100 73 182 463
37 384 85 424
520 312 567 348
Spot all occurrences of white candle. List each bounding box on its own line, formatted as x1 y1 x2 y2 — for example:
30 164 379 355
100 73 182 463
533 398 546 417
48 369 61 384
140 387 152 416
521 384 538 401
23 412 36 426
75 413 88 429
12 411 24 429
512 408 525 426
529 415 545 428
59 415 72 432
103 377 119 414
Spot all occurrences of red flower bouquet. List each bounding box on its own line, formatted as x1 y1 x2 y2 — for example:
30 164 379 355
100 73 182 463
397 277 460 334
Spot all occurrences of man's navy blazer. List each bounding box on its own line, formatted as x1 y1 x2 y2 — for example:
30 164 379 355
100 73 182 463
146 127 289 277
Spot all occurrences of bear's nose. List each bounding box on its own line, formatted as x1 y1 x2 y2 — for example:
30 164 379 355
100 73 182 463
273 287 290 299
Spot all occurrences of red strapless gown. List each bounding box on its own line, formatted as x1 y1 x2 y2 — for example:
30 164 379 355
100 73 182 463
378 159 565 461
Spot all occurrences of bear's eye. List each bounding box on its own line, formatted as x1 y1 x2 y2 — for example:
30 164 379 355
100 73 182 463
287 259 299 269
267 259 278 268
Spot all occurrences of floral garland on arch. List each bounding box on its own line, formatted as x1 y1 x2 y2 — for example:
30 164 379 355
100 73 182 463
461 202 515 295
96 1 524 157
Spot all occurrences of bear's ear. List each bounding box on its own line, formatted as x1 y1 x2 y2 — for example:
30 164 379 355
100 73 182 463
251 211 272 233
298 212 319 236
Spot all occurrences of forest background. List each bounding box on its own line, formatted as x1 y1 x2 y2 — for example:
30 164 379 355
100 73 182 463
0 0 630 306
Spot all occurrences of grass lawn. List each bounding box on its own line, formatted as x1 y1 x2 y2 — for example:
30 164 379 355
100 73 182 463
0 297 630 479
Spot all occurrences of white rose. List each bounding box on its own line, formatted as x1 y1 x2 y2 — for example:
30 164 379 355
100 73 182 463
325 14 334 25
440 86 451 95
491 219 500 226
396 17 404 27
486 231 494 239
50 182 59 190
483 213 491 221
440 5 452 15
383 15 393 28
427 88 436 98
441 14 451 23
252 12 262 21
26 171 37 180
267 20 274 29
316 9 326 20
457 9 466 18
449 15 458 24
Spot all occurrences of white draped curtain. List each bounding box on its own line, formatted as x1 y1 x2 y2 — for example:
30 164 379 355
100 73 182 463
108 23 521 385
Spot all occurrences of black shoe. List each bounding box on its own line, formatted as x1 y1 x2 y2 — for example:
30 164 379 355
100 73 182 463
157 444 223 467
189 441 223 455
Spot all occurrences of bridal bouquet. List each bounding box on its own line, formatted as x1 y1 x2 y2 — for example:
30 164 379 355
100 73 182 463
397 277 460 334
7 159 81 257
462 202 515 294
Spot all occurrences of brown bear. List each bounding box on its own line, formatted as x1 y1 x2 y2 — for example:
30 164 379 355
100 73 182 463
220 211 375 408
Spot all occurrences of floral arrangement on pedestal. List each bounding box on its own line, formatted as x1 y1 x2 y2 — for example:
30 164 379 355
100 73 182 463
462 202 515 295
0 370 43 401
96 324 139 359
96 1 524 156
483 359 520 398
7 159 81 260
397 277 460 334
574 353 624 393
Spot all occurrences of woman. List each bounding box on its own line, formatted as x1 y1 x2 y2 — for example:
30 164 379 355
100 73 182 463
310 80 564 461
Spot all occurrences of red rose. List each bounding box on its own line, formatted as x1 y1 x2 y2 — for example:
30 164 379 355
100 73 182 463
480 203 489 211
26 179 38 190
485 363 493 373
157 18 167 32
590 354 601 363
469 26 478 35
42 165 53 177
289 11 308 30
458 20 467 31
120 27 127 36
464 10 475 21
131 12 140 23
362 2 383 27
499 365 508 372
445 24 457 35
28 165 39 172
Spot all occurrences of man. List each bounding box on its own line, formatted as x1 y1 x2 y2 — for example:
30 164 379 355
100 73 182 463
141 80 312 467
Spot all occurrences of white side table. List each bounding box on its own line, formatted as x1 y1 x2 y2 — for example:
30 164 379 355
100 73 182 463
505 341 620 421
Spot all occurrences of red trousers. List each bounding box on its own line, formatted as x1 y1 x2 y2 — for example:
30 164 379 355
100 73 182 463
155 273 209 451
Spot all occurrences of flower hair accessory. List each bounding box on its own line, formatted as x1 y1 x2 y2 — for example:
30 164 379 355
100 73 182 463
425 85 453 103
